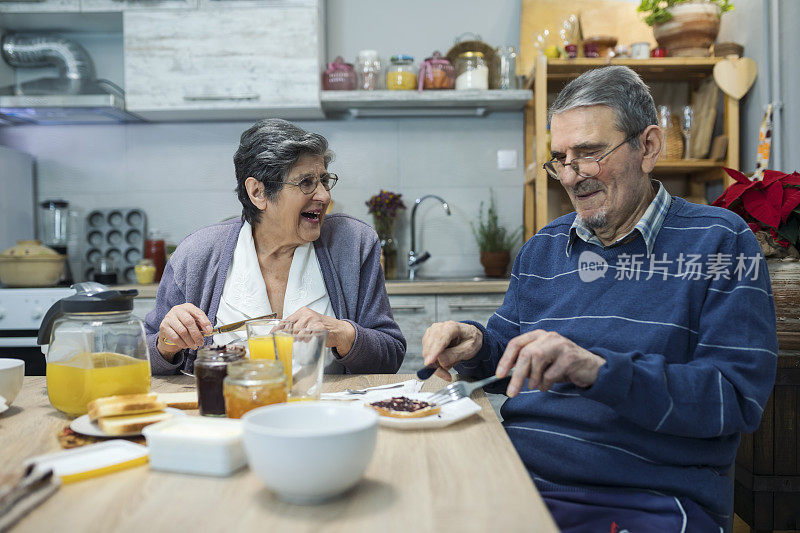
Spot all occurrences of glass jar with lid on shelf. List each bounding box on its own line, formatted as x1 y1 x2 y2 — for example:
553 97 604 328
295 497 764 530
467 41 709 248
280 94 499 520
386 55 417 90
455 51 489 90
355 49 382 90
418 51 455 90
322 56 357 91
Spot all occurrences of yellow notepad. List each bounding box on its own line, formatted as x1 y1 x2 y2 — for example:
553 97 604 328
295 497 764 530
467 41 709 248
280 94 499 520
24 440 149 484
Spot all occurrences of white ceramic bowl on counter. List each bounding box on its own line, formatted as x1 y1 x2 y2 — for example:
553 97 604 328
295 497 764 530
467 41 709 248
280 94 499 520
242 402 378 504
0 359 24 409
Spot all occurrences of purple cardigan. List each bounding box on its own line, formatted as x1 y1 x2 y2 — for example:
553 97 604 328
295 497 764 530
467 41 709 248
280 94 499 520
144 214 406 375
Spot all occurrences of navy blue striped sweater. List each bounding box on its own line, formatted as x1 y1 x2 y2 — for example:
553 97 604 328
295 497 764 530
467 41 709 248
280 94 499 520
457 197 777 523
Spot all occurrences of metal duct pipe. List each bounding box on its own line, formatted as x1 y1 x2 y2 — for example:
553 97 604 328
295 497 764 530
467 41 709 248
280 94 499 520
1 33 96 82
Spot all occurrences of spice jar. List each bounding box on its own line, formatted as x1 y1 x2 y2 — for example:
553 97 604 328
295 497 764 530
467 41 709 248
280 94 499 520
195 344 245 417
355 49 382 90
223 359 287 419
455 51 489 90
386 55 417 90
321 56 357 91
418 51 455 91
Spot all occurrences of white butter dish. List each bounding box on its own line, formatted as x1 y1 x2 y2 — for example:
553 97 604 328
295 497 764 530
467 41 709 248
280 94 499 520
142 416 246 477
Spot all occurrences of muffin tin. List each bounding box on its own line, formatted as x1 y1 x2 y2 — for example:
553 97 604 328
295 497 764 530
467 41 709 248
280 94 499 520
83 208 147 284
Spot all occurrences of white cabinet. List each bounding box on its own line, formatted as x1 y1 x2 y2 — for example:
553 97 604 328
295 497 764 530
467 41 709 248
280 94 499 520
437 294 506 325
132 298 156 321
81 0 196 12
388 294 436 373
123 5 323 121
389 293 505 373
0 0 79 12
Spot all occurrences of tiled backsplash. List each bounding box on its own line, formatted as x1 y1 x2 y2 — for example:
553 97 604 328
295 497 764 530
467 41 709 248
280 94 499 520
0 113 524 279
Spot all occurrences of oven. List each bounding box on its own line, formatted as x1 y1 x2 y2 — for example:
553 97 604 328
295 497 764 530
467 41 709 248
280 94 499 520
0 287 75 375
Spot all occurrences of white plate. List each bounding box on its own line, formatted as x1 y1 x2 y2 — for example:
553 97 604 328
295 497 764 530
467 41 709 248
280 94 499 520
70 408 186 438
368 392 482 430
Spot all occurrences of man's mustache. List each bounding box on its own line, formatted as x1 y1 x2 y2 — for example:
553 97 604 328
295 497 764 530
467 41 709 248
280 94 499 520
572 180 603 196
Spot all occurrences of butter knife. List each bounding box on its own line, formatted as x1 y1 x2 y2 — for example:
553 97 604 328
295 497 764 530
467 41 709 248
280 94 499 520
162 313 277 345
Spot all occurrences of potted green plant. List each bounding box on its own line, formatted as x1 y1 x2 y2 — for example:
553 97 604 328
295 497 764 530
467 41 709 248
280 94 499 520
637 0 734 57
471 191 522 278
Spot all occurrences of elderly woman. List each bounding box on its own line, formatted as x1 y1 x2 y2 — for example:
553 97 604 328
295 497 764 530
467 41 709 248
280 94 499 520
144 119 405 375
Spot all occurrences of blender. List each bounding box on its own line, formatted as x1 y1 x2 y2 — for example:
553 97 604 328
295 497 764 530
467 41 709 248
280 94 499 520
37 199 78 285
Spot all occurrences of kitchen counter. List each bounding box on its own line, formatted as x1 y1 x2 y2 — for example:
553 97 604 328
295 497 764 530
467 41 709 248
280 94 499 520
116 278 511 298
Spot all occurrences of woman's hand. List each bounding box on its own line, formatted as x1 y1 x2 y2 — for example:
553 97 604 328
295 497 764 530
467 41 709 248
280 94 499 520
156 303 212 359
283 307 356 356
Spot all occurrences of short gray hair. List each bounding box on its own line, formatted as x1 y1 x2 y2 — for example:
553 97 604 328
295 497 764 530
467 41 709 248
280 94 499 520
548 66 657 149
234 118 334 225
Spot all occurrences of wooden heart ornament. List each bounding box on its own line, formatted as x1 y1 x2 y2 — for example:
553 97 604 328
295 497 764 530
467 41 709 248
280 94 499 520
713 58 757 100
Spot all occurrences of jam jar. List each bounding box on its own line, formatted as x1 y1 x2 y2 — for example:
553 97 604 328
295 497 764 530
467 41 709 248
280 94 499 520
321 56 357 91
418 51 455 90
223 359 287 419
386 55 417 90
195 344 245 417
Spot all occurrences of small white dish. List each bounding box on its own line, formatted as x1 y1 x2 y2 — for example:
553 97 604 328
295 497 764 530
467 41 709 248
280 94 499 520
70 407 186 438
367 392 482 430
0 358 24 407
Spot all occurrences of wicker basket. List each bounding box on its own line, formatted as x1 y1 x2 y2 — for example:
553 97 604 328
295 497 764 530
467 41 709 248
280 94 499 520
662 124 685 160
446 32 496 85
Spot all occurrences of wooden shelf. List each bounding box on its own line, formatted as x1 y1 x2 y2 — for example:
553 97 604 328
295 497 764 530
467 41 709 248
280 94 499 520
320 90 532 117
656 159 725 173
526 57 723 87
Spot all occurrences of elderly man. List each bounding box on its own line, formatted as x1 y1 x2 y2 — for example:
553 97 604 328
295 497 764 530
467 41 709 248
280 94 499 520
422 66 776 531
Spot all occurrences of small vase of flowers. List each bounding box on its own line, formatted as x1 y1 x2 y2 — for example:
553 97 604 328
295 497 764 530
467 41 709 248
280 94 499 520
366 190 406 279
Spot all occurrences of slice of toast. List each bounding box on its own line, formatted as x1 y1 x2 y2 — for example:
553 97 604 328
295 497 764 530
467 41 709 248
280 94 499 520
97 410 172 436
87 394 166 422
368 397 442 418
156 392 198 410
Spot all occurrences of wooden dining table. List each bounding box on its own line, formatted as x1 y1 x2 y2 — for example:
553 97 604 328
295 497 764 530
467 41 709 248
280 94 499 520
0 374 558 532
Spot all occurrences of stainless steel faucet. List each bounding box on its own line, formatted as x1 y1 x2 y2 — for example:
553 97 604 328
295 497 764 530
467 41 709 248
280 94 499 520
408 195 451 280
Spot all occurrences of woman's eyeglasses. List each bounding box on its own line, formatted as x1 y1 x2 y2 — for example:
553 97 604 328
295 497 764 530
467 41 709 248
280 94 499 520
543 133 639 181
280 173 339 195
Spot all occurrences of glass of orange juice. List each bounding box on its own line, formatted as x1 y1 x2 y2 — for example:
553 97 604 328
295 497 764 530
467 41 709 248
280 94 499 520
246 319 294 385
287 329 327 401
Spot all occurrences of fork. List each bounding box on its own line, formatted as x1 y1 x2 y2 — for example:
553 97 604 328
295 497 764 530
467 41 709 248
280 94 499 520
428 374 505 406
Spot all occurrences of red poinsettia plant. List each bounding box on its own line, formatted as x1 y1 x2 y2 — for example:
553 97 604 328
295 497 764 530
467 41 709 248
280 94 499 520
712 167 800 257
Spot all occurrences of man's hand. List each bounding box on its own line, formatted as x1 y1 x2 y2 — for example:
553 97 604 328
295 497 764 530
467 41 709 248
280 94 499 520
283 307 356 356
421 321 483 381
496 330 606 396
157 303 213 357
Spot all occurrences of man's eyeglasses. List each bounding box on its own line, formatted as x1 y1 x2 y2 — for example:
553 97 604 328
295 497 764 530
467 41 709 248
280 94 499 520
279 173 339 195
543 133 639 181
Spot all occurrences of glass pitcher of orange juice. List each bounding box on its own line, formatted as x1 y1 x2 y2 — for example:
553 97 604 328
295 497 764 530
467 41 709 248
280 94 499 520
38 283 151 416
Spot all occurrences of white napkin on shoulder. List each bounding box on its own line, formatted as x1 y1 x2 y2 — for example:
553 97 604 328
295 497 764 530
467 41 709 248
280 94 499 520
321 379 423 401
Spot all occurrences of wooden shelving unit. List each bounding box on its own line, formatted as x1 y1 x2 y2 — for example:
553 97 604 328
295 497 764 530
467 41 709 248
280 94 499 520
523 56 740 238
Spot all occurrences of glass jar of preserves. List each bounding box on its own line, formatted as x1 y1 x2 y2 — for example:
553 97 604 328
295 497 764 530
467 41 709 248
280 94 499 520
223 359 287 419
322 56 357 91
455 51 489 90
418 51 455 90
386 55 417 91
195 344 245 417
356 49 382 91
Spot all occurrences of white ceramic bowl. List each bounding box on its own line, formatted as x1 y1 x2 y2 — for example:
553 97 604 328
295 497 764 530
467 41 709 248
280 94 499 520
0 359 24 408
242 402 378 504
